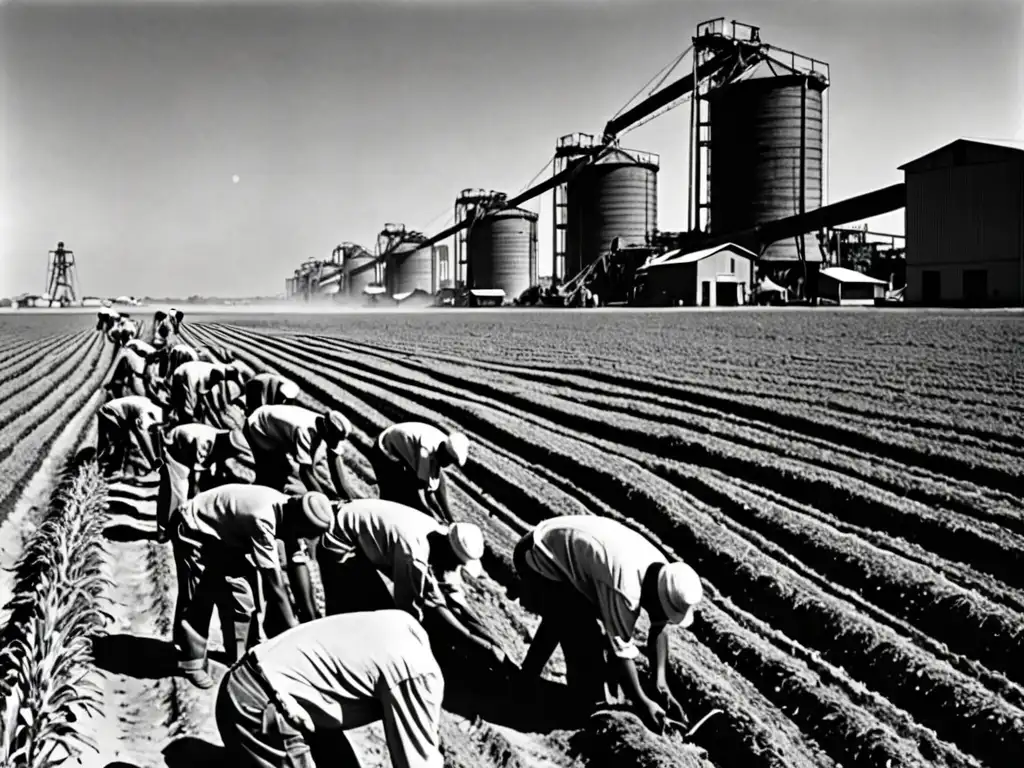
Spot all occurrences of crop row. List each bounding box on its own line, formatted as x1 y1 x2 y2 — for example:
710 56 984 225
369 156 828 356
0 458 110 768
186 323 999 768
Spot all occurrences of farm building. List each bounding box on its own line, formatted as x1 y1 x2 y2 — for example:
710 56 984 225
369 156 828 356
900 139 1024 306
634 243 755 307
818 266 887 306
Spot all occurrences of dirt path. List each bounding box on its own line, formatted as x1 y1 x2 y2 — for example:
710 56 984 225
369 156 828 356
78 477 391 768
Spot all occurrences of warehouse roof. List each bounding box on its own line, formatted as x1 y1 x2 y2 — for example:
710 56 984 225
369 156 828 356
899 139 1024 173
820 267 887 285
641 243 757 271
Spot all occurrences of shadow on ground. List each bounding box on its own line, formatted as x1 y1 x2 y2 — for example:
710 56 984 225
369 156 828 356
163 736 226 767
104 522 158 542
92 632 177 679
436 645 589 733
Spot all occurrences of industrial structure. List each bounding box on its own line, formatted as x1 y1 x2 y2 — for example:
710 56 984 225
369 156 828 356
900 139 1024 306
46 241 80 307
282 17 1018 309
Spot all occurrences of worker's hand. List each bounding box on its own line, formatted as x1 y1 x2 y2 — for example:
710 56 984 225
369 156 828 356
654 683 687 725
277 691 314 734
637 698 666 734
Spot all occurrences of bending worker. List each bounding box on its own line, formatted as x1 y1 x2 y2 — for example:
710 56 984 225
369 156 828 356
199 360 254 431
169 359 249 426
104 342 159 401
245 371 301 415
216 610 444 768
155 424 255 542
168 485 333 689
513 515 703 733
244 404 359 501
370 421 469 524
96 395 164 479
314 498 508 665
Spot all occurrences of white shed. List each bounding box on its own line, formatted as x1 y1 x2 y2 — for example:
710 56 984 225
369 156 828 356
819 266 887 306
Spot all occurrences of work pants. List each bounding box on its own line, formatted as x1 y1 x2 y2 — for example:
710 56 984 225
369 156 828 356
513 534 611 704
315 549 395 617
156 454 192 539
170 520 261 671
216 654 444 768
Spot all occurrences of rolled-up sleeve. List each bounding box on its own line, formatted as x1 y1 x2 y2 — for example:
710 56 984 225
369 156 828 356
250 517 281 571
594 582 641 660
293 426 316 467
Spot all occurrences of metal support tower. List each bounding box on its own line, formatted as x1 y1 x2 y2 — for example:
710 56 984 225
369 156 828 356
551 133 603 281
454 189 506 288
46 241 79 306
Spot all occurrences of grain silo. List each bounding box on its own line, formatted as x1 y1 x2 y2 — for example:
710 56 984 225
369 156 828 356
706 60 827 263
343 248 378 297
563 147 659 280
384 234 431 295
467 207 538 298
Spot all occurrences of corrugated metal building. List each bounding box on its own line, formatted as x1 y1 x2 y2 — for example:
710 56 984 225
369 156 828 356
634 243 755 306
899 139 1024 306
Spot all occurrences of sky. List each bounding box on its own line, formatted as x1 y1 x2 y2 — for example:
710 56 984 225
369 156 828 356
1 0 1021 298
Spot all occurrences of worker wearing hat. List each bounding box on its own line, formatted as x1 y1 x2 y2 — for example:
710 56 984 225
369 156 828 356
513 515 702 733
312 498 509 667
96 306 119 333
370 421 469 525
154 424 255 542
216 610 445 768
167 359 228 426
244 372 301 416
168 485 334 689
150 309 180 349
96 395 165 479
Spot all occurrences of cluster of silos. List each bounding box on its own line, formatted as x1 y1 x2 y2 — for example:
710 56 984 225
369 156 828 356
563 147 659 280
466 205 539 298
705 58 827 264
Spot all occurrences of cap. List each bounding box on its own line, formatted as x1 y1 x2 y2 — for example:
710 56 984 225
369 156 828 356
300 492 333 531
657 562 703 628
445 431 469 467
279 378 301 400
324 410 352 441
447 522 484 578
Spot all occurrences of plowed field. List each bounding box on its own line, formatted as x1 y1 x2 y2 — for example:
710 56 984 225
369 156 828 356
2 308 1022 768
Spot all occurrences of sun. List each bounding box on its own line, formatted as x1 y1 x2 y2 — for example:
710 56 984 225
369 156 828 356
232 174 240 184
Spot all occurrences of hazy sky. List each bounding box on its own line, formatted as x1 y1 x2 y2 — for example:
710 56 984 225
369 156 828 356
1 0 1021 298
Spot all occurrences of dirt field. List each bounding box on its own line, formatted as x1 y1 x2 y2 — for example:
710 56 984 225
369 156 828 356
1 308 1022 768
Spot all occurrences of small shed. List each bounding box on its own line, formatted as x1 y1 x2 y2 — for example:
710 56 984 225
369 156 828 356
818 266 887 306
467 288 506 307
634 243 755 307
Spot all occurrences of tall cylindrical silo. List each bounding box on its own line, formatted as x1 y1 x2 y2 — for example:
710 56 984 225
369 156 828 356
344 251 377 296
387 241 432 295
468 207 538 298
707 71 826 262
565 148 658 280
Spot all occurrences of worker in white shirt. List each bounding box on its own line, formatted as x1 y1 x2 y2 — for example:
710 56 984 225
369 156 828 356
216 610 444 768
169 359 250 426
369 422 469 525
96 307 119 334
168 485 333 689
155 424 255 542
245 372 301 415
314 498 508 664
96 395 164 478
513 515 703 733
244 404 359 501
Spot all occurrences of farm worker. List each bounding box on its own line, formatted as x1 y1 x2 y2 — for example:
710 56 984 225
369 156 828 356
369 422 469 525
244 404 359 501
314 499 507 663
169 308 185 333
245 372 301 415
104 346 158 400
124 337 156 358
96 307 118 333
96 395 164 478
513 515 703 733
199 360 255 431
168 359 239 426
168 485 333 689
155 424 255 542
216 610 444 768
151 309 178 348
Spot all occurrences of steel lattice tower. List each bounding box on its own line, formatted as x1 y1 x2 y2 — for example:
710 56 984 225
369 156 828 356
46 241 79 306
